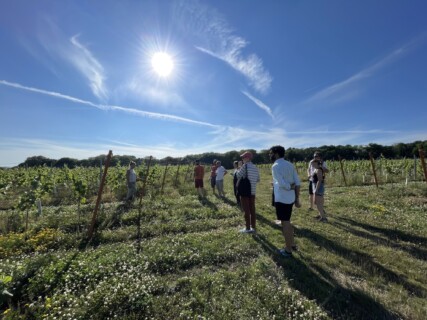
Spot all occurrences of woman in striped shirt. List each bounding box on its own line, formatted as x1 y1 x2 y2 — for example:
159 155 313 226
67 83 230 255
236 151 260 233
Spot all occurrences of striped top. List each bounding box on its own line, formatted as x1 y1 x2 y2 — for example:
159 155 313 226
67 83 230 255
236 162 260 195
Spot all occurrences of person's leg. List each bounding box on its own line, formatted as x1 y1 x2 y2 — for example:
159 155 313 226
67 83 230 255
216 180 222 196
240 196 251 230
249 195 256 230
315 195 326 219
281 221 294 252
211 177 216 194
309 181 315 209
126 182 136 201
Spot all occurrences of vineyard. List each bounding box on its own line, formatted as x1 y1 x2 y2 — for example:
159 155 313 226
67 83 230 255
1 158 426 319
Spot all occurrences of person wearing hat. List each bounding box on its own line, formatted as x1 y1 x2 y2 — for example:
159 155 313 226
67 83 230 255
307 151 328 211
236 151 260 233
269 145 301 257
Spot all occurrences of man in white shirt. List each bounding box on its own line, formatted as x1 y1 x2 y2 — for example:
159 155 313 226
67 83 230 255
215 161 227 197
270 145 301 257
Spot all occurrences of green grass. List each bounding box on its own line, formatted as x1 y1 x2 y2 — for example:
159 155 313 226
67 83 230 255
1 172 426 319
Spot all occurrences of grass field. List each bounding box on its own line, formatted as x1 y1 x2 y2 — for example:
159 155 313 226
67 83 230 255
1 167 426 319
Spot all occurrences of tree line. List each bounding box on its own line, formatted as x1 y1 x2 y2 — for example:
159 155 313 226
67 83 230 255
17 140 427 169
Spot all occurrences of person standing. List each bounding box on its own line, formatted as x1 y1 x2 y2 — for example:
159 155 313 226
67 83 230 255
215 161 228 197
232 161 241 207
125 161 138 205
210 159 218 195
194 160 205 198
307 152 328 210
270 145 301 257
237 151 260 233
312 160 327 222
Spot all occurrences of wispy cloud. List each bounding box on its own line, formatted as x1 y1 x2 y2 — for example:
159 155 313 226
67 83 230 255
1 127 421 167
304 44 412 106
177 1 272 94
69 35 108 101
124 78 191 113
241 91 274 119
34 17 108 101
0 80 218 128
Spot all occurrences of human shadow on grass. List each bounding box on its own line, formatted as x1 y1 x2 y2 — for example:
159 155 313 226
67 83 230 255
335 216 427 247
253 233 400 320
331 220 427 261
256 213 282 232
296 227 426 298
198 196 218 211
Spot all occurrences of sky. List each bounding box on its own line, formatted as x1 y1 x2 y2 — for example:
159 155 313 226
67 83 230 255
1 0 427 167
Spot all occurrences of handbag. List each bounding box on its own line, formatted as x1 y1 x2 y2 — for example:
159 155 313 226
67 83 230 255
237 164 252 197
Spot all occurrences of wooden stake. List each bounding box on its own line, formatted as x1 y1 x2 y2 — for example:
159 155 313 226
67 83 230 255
136 156 153 253
87 150 113 241
418 149 427 184
174 164 181 186
160 164 169 194
369 152 379 188
338 155 347 186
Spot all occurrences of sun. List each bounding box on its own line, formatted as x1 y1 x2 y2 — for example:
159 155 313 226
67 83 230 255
151 52 174 77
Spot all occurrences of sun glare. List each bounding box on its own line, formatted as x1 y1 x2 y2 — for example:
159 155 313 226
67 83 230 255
151 52 174 77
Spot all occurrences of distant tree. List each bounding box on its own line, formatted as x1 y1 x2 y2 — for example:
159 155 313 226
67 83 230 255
21 156 56 167
55 157 78 168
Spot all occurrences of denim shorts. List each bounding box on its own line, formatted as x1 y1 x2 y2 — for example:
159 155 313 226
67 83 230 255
314 183 325 196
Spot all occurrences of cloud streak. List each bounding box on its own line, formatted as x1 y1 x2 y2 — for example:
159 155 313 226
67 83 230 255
177 0 272 94
304 44 412 106
0 80 218 128
241 91 274 119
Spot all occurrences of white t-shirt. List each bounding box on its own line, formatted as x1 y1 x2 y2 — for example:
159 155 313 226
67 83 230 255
128 169 137 183
215 166 227 180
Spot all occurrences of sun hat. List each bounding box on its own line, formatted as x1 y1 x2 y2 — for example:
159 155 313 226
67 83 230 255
240 151 253 160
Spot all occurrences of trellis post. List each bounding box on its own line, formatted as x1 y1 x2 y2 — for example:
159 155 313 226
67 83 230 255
369 152 379 188
418 149 427 184
88 150 112 241
160 164 169 194
338 155 347 186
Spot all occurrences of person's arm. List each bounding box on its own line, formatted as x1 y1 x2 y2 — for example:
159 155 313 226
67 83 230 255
236 164 246 179
307 160 313 178
322 161 329 174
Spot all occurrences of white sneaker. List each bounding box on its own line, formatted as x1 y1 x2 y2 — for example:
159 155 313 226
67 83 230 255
239 228 252 233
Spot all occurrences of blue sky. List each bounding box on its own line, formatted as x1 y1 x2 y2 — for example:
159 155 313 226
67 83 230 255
1 0 427 167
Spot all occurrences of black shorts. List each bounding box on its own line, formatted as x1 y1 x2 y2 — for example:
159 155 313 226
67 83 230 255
275 202 293 221
308 181 314 195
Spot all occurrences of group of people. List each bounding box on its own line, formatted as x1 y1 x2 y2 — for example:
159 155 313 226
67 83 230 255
125 147 328 258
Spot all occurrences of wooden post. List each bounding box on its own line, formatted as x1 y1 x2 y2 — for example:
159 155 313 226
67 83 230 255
369 152 379 188
418 149 427 184
136 156 153 253
160 164 169 194
88 150 112 241
338 155 347 187
138 156 153 206
184 164 192 182
174 164 181 186
414 155 417 181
